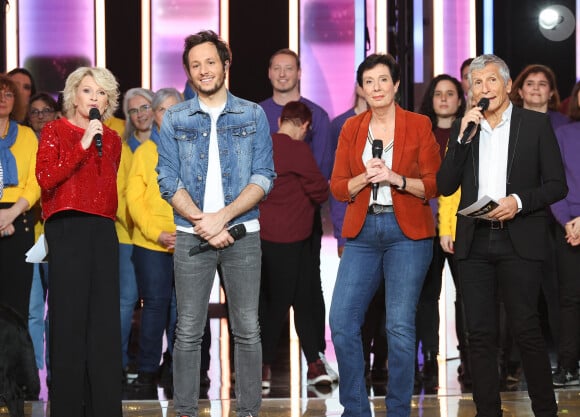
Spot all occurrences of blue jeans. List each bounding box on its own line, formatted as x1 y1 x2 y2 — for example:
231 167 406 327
132 245 174 373
29 262 49 370
330 212 432 417
173 231 262 417
119 243 137 368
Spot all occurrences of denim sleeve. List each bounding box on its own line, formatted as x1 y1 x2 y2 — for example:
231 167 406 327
156 111 184 203
249 105 276 196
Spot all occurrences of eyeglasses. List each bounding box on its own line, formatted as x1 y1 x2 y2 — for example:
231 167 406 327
128 104 152 116
0 91 15 100
30 108 56 118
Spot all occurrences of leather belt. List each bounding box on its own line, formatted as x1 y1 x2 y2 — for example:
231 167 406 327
476 219 505 230
367 204 394 215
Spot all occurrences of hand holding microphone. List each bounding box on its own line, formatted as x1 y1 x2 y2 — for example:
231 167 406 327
189 223 247 256
460 97 490 145
89 108 103 156
371 139 383 200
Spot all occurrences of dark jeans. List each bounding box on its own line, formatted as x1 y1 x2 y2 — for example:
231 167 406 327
555 224 580 370
458 226 557 417
132 245 174 373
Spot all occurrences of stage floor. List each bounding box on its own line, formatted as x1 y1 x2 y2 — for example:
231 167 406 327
4 208 576 417
4 353 580 417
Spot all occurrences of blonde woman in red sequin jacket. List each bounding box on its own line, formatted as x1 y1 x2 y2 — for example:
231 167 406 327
35 67 123 417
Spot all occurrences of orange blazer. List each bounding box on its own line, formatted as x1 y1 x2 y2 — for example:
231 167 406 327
330 105 440 241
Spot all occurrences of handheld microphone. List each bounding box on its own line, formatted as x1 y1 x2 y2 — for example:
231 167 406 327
89 108 103 157
371 139 383 200
460 97 490 145
189 224 247 256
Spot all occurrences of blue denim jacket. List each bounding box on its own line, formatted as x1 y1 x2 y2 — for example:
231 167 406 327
156 90 275 228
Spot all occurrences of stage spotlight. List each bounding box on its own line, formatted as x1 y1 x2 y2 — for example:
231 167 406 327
538 5 575 41
539 8 561 30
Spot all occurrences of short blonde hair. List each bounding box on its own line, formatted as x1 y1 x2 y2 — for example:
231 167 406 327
62 67 119 120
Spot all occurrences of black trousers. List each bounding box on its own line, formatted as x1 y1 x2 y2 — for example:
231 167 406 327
0 203 36 321
259 238 320 363
554 223 580 370
459 226 557 417
45 212 122 417
310 207 327 353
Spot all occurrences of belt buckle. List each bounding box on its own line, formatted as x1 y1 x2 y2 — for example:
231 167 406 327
490 220 503 229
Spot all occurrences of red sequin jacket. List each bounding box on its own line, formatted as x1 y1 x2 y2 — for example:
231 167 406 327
36 117 121 221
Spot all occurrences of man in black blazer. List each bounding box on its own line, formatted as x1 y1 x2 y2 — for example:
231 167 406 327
437 54 567 417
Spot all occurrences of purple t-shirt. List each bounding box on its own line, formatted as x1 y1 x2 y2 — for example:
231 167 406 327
551 121 580 227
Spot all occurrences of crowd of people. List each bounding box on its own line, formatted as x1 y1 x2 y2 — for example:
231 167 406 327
1 29 579 417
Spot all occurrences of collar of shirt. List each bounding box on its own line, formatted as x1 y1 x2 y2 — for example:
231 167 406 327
480 102 513 135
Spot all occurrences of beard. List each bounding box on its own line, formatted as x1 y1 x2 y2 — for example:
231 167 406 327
194 71 226 97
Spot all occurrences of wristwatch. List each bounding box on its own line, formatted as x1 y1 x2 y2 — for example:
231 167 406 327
398 175 407 190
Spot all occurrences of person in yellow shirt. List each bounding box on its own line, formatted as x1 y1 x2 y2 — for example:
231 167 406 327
117 88 154 381
0 74 41 323
126 87 179 387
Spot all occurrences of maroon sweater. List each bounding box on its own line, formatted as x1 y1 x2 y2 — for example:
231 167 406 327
259 133 329 242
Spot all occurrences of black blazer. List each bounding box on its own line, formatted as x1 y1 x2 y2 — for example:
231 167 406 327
436 105 568 261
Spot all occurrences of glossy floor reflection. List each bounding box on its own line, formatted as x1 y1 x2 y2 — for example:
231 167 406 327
4 351 580 417
6 389 580 417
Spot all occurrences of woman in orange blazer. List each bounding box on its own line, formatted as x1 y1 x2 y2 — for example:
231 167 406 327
329 54 440 417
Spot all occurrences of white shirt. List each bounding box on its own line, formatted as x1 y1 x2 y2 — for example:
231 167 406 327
201 101 226 213
478 103 512 201
476 103 522 210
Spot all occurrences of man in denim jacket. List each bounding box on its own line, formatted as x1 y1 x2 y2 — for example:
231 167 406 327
156 30 275 417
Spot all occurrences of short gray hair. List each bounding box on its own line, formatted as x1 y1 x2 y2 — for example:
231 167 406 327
152 88 183 112
468 54 511 88
122 87 154 141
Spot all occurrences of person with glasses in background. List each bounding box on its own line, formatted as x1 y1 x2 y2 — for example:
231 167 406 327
126 87 180 391
117 87 155 384
28 93 58 135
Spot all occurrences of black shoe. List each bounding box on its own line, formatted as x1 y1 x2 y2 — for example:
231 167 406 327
422 351 438 383
553 367 580 387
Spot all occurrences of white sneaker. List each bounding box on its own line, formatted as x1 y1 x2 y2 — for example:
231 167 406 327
319 352 339 382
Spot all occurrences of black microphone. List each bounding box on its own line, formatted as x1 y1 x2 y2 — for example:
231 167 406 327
189 224 247 256
371 139 383 200
89 108 103 157
460 97 490 145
